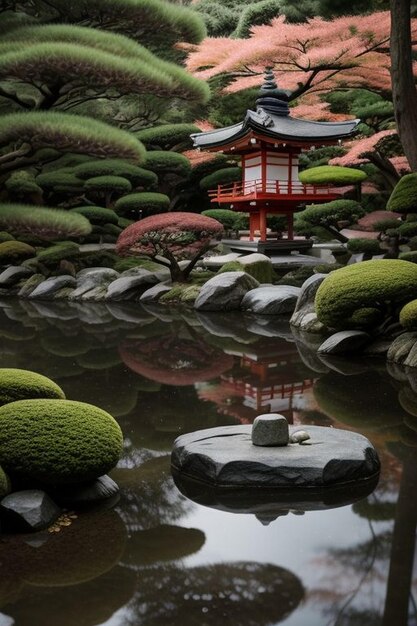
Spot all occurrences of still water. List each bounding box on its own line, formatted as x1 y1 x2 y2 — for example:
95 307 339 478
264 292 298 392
0 297 416 626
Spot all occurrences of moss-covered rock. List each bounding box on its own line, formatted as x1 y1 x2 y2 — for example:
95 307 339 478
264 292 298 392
400 300 417 330
0 232 15 243
0 368 65 406
387 173 417 214
218 258 274 283
0 399 123 485
0 241 35 264
36 242 80 267
315 259 417 330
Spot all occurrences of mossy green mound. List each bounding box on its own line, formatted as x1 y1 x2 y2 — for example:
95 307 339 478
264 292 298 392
0 368 65 406
400 299 417 330
0 399 123 485
315 259 417 330
0 241 35 264
299 165 367 185
387 173 417 214
218 259 274 283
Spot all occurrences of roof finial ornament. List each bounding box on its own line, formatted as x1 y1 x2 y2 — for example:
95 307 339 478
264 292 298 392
256 66 290 117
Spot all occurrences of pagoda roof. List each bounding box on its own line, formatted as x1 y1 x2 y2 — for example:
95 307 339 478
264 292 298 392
191 108 360 150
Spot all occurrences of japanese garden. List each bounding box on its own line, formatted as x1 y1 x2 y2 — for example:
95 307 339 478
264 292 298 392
0 0 416 624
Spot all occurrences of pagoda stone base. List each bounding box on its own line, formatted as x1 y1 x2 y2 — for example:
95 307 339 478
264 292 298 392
221 238 313 255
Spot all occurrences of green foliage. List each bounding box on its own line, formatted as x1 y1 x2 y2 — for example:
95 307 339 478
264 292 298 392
0 399 123 485
0 112 146 163
399 251 417 263
115 192 170 217
73 159 157 188
84 175 132 195
315 259 417 330
397 222 417 237
143 151 191 177
297 200 365 228
400 299 417 329
70 206 119 225
76 250 118 269
0 204 92 240
36 170 84 191
234 0 282 38
36 242 80 267
277 266 315 287
113 257 162 272
135 123 201 150
5 171 43 196
298 165 367 185
0 241 35 264
387 174 417 214
299 146 345 170
201 209 240 230
372 218 401 232
200 167 241 191
346 238 382 255
194 1 237 36
0 232 14 243
218 259 274 283
0 368 65 406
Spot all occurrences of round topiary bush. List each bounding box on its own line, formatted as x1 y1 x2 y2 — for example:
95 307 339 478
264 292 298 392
315 259 417 330
346 238 382 256
115 192 170 218
0 241 35 264
201 209 239 230
399 299 417 329
200 167 242 191
0 399 123 485
0 368 66 406
387 173 417 214
84 175 132 195
399 251 417 263
73 159 158 188
35 242 80 267
70 206 119 225
298 165 367 185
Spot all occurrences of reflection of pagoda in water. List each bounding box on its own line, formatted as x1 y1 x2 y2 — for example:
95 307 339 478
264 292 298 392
197 337 316 424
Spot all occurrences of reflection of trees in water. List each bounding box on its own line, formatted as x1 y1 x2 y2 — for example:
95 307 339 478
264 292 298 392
125 561 304 626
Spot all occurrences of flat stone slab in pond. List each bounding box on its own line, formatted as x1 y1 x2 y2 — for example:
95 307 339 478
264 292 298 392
171 425 380 488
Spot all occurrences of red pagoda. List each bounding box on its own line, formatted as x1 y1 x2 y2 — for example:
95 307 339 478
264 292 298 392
191 68 359 252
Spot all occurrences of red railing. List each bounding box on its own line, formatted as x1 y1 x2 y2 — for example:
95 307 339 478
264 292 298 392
208 179 337 200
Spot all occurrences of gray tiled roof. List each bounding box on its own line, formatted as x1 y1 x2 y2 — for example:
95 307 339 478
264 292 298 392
191 108 360 148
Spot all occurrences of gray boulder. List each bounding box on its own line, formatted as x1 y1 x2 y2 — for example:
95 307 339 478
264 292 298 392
0 265 33 287
140 283 173 304
29 275 76 299
318 330 370 355
252 414 289 447
194 271 259 312
241 285 300 315
387 332 417 364
71 268 119 300
106 269 159 301
17 274 45 298
0 490 61 532
404 341 417 368
290 274 326 332
53 475 119 506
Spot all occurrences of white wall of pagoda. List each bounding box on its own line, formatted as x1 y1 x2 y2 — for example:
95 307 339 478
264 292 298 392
242 150 301 195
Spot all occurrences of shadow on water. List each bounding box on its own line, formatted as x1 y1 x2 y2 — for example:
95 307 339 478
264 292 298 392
0 299 417 624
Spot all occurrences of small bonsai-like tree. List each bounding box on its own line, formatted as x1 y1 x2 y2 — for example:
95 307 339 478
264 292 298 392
116 212 224 282
294 200 365 243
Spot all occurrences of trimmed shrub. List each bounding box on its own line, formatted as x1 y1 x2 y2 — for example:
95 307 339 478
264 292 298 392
36 242 80 267
6 171 43 196
36 171 84 191
346 238 383 256
400 300 417 329
277 266 315 287
0 241 35 264
0 368 65 406
73 159 158 188
143 151 191 177
0 399 123 485
70 206 119 225
387 173 417 214
400 251 417 263
201 209 239 230
76 250 118 269
234 0 282 38
115 192 170 217
135 123 201 150
315 259 417 330
372 218 401 232
0 204 92 240
200 167 241 191
298 165 367 184
397 222 417 237
84 175 132 195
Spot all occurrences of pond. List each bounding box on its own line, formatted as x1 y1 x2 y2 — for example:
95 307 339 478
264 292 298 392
0 297 416 626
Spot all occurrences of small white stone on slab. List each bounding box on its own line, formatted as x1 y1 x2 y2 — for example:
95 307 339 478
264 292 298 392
252 413 289 447
289 430 311 444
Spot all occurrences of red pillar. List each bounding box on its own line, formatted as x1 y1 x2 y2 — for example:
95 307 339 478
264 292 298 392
259 208 267 241
287 212 294 240
249 212 260 241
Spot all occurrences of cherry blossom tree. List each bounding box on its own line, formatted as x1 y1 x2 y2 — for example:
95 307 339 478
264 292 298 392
186 13 416 100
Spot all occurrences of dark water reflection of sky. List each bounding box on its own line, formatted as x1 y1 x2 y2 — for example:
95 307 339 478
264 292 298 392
0 298 416 626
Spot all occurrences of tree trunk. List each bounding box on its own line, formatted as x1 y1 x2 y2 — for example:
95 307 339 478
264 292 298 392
390 0 417 171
